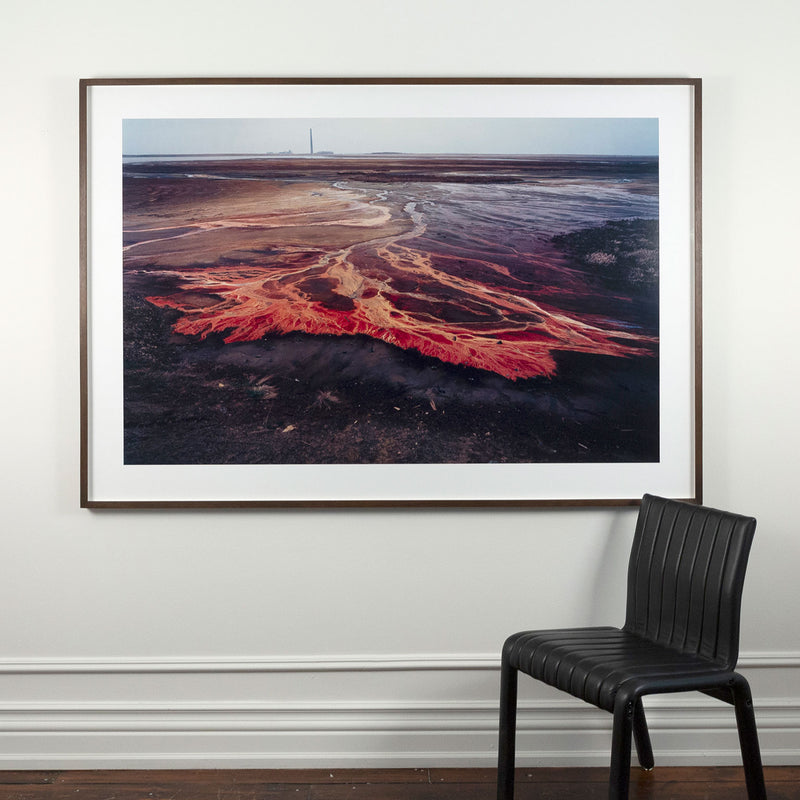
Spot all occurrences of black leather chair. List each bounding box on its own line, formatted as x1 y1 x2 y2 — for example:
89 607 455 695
497 494 767 800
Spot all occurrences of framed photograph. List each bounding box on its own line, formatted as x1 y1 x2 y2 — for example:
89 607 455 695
80 78 701 508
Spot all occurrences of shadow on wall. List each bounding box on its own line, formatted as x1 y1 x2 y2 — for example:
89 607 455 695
587 508 637 625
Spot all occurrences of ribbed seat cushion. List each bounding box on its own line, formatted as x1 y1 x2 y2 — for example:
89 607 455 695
504 626 728 712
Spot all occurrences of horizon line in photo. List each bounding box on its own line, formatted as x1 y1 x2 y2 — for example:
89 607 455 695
123 116 659 158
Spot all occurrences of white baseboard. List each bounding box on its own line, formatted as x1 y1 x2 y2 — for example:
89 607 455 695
0 653 797 769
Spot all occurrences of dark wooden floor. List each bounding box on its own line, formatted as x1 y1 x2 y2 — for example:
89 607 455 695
1 767 799 800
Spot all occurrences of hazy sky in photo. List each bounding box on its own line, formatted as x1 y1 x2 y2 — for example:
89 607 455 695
123 117 658 156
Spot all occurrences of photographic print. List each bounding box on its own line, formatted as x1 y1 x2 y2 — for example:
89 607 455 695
81 79 700 506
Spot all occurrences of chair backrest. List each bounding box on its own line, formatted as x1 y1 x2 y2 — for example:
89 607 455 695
623 494 756 667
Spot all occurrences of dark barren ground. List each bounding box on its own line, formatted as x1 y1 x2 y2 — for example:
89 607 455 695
122 155 659 465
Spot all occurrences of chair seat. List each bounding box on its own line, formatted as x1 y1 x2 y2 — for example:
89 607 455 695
504 626 731 712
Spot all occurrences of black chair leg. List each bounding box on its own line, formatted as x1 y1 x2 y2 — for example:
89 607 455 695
730 675 767 800
632 698 655 771
497 661 518 800
609 696 635 800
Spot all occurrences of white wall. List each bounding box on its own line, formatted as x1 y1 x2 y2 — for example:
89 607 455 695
1 0 798 769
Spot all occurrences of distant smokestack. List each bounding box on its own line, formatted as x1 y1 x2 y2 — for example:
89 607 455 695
309 128 313 155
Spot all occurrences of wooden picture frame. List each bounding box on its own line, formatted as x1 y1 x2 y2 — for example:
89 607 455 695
80 78 701 508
